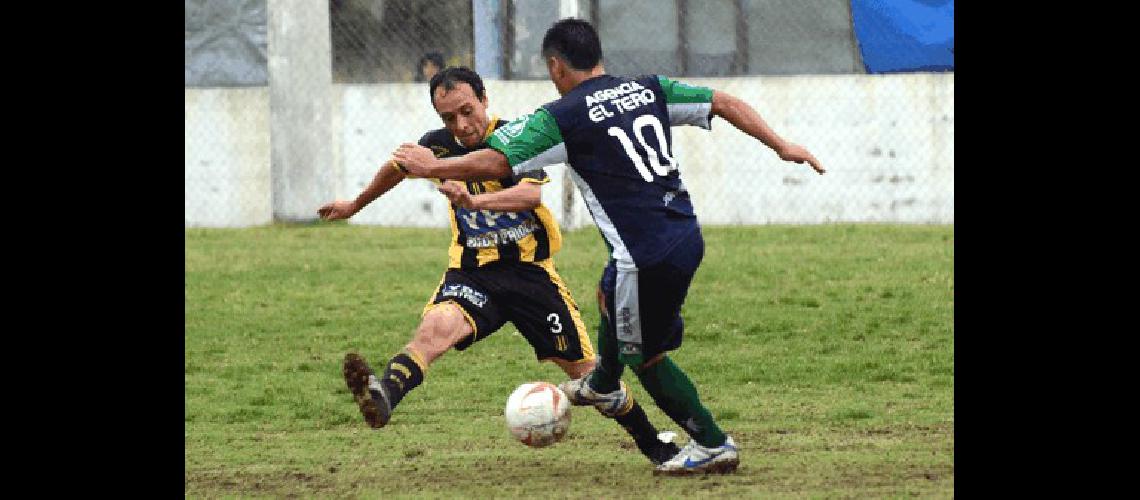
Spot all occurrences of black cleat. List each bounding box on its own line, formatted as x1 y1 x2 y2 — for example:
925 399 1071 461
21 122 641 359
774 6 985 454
342 353 392 429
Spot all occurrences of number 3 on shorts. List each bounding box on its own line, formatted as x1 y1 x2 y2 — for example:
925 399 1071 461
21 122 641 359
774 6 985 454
547 313 562 333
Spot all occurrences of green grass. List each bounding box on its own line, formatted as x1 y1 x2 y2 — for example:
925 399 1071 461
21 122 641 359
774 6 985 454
185 223 954 498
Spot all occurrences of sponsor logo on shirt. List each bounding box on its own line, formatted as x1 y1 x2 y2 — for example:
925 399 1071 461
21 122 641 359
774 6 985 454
492 114 531 145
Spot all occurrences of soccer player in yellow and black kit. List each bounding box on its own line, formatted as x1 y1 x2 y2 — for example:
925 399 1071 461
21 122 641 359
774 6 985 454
318 67 679 464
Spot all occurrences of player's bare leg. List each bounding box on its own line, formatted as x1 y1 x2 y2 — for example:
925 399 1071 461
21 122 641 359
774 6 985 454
344 303 473 428
550 357 594 380
407 302 473 365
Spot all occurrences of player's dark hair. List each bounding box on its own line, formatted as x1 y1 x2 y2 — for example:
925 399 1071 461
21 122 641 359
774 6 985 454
541 18 603 70
428 66 486 105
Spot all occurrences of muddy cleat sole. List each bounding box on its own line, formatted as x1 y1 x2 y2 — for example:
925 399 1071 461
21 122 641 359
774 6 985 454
653 435 740 476
343 353 392 429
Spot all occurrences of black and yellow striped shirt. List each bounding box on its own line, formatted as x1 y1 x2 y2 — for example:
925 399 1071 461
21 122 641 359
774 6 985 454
415 118 562 270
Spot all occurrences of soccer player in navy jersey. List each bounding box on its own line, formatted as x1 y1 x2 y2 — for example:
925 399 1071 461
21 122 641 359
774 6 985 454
393 20 824 475
321 66 679 465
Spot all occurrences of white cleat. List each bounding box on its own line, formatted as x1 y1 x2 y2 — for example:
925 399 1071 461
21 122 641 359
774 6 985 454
557 376 631 417
653 435 739 476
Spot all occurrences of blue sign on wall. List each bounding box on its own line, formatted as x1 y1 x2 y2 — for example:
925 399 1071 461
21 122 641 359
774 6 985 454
851 0 954 73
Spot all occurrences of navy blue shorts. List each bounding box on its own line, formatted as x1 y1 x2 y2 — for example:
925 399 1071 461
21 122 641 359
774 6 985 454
598 228 705 364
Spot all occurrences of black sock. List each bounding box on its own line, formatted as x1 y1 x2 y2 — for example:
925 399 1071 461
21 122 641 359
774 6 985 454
611 400 662 451
380 351 425 409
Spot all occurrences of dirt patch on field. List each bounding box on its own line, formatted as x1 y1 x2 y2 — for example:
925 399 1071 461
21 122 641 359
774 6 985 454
186 469 339 496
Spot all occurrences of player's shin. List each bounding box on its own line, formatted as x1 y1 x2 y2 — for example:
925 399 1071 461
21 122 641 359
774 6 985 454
634 355 727 448
380 347 428 410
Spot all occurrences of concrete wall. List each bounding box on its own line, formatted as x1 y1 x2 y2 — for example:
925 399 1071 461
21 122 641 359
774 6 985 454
184 73 953 227
185 88 271 227
674 73 954 224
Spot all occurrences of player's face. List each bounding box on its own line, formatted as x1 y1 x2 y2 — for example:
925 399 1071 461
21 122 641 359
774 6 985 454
433 83 491 148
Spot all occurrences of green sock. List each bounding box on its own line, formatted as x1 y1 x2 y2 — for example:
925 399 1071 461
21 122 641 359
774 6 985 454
586 314 623 393
634 356 726 448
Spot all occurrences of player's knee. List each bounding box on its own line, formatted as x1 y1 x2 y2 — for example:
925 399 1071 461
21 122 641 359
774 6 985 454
558 358 595 379
413 305 473 359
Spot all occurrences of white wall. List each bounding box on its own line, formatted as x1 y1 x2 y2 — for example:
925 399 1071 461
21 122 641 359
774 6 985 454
674 73 954 224
184 73 953 227
185 88 272 228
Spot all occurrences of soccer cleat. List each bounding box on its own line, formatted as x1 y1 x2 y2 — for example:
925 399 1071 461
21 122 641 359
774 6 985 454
653 435 739 476
342 353 392 429
558 375 630 417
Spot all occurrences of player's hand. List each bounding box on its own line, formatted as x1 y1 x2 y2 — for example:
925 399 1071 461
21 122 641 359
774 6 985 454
437 181 478 209
393 143 437 177
318 200 357 220
777 143 825 174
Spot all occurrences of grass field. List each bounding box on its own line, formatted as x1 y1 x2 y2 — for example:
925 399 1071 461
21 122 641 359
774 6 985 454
185 223 954 498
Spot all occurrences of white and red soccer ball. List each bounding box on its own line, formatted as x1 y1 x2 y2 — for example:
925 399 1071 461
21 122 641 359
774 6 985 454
504 381 571 448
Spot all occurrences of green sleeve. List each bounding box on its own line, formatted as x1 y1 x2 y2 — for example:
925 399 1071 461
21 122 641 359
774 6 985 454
657 75 714 129
487 109 568 175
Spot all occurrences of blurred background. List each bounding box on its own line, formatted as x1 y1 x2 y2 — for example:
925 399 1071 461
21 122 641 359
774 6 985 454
185 0 953 228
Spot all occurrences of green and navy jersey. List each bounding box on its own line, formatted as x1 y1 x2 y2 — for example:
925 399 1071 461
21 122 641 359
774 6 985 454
487 75 714 269
417 117 562 270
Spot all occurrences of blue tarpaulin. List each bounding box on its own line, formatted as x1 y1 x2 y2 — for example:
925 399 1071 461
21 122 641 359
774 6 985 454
851 0 954 73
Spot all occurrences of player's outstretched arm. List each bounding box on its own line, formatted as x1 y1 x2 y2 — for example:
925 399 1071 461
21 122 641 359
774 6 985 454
710 90 825 174
437 180 541 212
318 159 407 220
393 144 511 181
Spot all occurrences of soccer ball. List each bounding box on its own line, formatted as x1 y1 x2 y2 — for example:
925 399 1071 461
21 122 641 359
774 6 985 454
504 381 571 448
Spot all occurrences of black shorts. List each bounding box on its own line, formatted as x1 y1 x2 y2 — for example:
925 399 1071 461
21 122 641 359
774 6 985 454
423 259 594 364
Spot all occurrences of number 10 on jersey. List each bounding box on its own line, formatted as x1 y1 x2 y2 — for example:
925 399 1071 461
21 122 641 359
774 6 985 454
607 115 676 182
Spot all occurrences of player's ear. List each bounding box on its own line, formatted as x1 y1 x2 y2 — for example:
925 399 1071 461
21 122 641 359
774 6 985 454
546 56 561 79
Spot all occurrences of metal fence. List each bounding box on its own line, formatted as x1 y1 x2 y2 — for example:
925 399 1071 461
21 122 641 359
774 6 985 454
185 0 954 227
